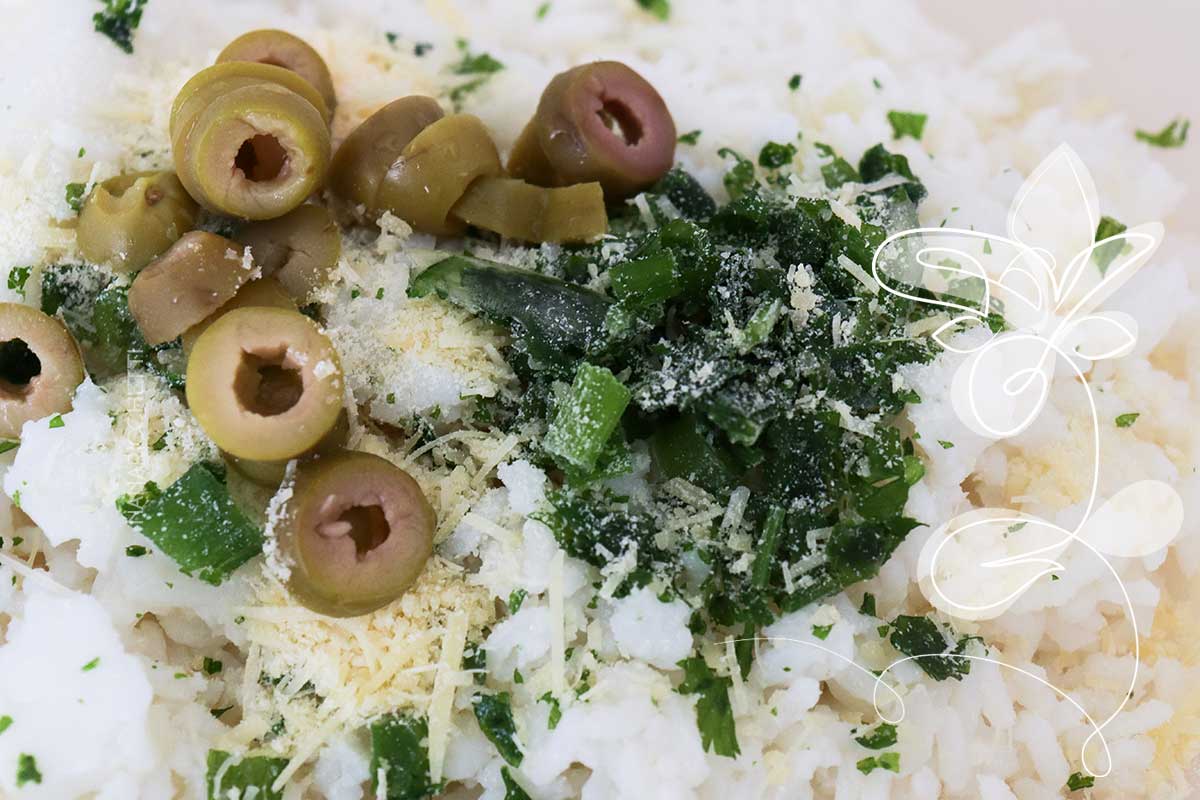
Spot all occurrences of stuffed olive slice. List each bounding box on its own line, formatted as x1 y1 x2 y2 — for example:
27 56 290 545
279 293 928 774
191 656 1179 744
276 451 434 617
128 231 257 346
185 307 343 463
217 29 337 115
236 204 341 301
509 61 676 200
76 171 199 273
0 304 86 439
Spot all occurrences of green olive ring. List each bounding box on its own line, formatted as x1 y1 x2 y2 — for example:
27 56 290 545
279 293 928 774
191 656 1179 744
76 171 199 273
217 29 337 115
276 450 435 617
129 231 257 346
170 62 331 142
236 204 341 301
452 176 607 243
185 307 344 463
328 96 445 217
0 303 86 439
174 83 331 220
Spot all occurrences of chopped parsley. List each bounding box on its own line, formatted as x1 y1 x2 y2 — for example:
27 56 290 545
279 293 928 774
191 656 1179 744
414 42 433 57
16 753 41 786
206 751 286 800
937 439 954 449
888 615 977 681
47 414 64 429
6 266 31 296
369 714 441 800
811 623 833 640
538 692 562 729
451 39 505 75
474 692 523 766
788 74 802 91
1135 117 1189 148
375 287 385 300
125 544 149 557
507 588 528 614
1066 771 1096 791
758 140 798 169
92 0 147 54
501 766 533 800
859 593 877 617
0 716 12 735
854 722 898 749
677 129 702 145
676 656 739 757
635 0 670 21
887 110 927 141
82 657 101 672
856 751 900 774
1093 215 1128 274
1115 412 1140 428
0 441 18 455
716 147 755 198
536 2 551 19
385 31 398 47
203 657 223 675
65 182 87 213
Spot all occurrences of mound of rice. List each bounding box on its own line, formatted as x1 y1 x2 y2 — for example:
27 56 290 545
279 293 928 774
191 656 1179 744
0 1 1196 798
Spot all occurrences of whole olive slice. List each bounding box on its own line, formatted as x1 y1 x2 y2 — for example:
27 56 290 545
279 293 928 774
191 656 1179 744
236 204 341 301
76 171 199 273
129 231 257 346
181 276 295 355
328 96 445 217
224 407 348 487
185 307 344 462
276 450 435 617
217 29 337 115
514 61 676 200
0 303 85 438
375 114 502 236
176 82 331 220
452 177 607 243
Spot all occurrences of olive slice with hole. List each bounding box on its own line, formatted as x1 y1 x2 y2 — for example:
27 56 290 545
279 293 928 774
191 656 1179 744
181 277 296 355
76 171 199 273
170 62 331 144
185 307 343 462
217 29 337 115
277 450 434 617
511 61 676 200
374 114 502 236
452 176 607 243
236 204 341 301
129 231 257 346
328 96 445 217
0 303 85 439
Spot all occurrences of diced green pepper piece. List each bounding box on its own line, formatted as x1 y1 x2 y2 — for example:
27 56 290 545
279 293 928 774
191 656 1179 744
369 714 440 800
116 462 262 585
543 364 630 473
649 414 737 495
473 692 523 767
609 252 680 305
206 750 287 800
409 255 612 366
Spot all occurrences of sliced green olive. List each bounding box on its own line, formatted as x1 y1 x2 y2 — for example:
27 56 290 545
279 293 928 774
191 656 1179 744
452 177 607 243
225 407 348 487
236 204 341 300
181 276 296 355
375 114 502 236
185 307 344 463
76 172 199 273
509 61 676 200
170 62 331 144
0 303 85 439
328 96 444 217
276 450 435 617
129 231 256 345
217 29 337 115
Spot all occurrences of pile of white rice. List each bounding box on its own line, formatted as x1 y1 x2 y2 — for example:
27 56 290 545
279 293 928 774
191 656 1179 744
0 1 1196 798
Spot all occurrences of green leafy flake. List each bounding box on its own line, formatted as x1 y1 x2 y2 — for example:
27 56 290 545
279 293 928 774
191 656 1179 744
47 414 64 429
205 751 286 800
872 77 882 89
474 692 523 766
82 657 101 672
92 0 147 53
0 441 18 455
501 767 533 800
887 110 927 140
375 287 385 300
11 537 21 548
758 141 798 169
538 692 562 729
856 755 878 774
210 705 233 719
151 433 168 451
203 657 223 676
125 544 149 557
512 668 524 684
1066 771 1096 791
937 439 954 449
0 716 11 734
543 363 631 473
787 73 802 91
6 266 31 296
859 593 877 617
65 182 87 213
535 2 551 18
1093 215 1129 274
414 42 433 57
676 657 740 757
385 31 398 46
854 722 897 749
717 148 755 198
507 588 528 614
813 142 860 188
677 129 702 145
878 751 900 772
451 39 504 74
16 753 41 787
635 0 670 21
1115 412 1140 428
1135 118 1189 148
369 714 441 800
116 462 263 585
888 615 974 681
811 623 833 640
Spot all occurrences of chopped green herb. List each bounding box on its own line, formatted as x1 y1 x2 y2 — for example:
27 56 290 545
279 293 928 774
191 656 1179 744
635 0 670 21
210 705 233 719
451 39 504 75
872 77 883 89
1066 771 1096 791
811 623 833 640
82 657 101 672
205 751 286 800
512 668 524 684
375 287 385 300
887 110 927 141
0 716 11 735
856 751 900 774
65 182 87 213
11 490 20 508
1093 215 1129 275
78 147 86 158
350 287 361 299
788 74 802 91
543 363 631 473
758 141 798 169
16 753 41 787
1135 118 1189 148
203 657 223 676
859 593 877 617
501 766 533 800
11 537 21 548
125 544 149 557
151 433 168 451
888 615 975 681
92 0 147 54
116 462 263 585
474 692 523 766
414 42 433 57
0 441 18 455
535 2 551 18
677 129 702 146
717 147 755 198
1115 412 1140 428
47 414 65 429
854 722 897 749
676 656 739 757
508 588 528 614
385 31 398 46
369 714 441 800
937 440 954 449
6 266 31 296
538 691 562 729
